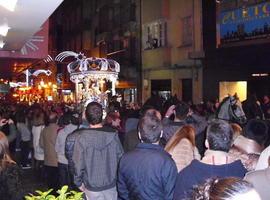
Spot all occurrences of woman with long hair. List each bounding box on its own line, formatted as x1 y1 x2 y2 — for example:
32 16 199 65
0 131 23 199
165 125 201 172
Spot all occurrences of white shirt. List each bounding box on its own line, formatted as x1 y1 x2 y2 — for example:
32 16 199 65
32 125 45 160
55 124 77 164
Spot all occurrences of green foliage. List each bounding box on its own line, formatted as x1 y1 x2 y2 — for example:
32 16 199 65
25 185 83 200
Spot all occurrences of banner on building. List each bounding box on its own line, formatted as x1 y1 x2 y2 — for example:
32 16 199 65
217 1 270 47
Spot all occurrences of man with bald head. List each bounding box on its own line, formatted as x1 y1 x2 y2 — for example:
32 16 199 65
40 111 59 191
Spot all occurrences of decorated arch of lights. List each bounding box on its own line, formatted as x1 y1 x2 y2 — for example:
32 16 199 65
55 51 120 107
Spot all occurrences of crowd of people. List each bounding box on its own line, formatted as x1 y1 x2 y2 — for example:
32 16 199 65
0 94 269 200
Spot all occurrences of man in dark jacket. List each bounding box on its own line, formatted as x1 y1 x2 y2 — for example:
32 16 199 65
162 102 207 155
162 102 207 142
72 102 124 200
173 120 247 200
118 109 177 200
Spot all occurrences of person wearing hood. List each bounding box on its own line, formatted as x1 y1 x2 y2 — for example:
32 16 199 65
72 102 124 200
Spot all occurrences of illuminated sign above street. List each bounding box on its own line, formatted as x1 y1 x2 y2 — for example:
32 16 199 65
217 1 270 47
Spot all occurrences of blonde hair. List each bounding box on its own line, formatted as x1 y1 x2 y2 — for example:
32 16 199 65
0 132 15 171
165 125 196 152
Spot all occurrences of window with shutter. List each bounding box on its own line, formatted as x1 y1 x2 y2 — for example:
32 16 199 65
143 20 167 50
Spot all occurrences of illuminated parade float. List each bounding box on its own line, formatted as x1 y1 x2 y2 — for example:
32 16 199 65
55 51 120 107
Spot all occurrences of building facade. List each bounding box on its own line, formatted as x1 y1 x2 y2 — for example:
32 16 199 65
49 0 141 103
141 0 204 104
203 0 270 102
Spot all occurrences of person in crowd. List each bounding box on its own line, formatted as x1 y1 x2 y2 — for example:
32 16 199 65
104 111 121 130
163 102 207 142
55 112 79 187
163 102 207 156
65 129 82 190
104 110 125 143
245 155 270 200
123 127 140 153
108 95 121 112
72 102 124 200
74 105 88 129
143 92 164 112
242 93 264 120
65 112 83 190
173 119 247 200
16 111 31 169
262 95 270 119
205 100 217 120
162 103 189 142
118 109 177 200
122 106 154 152
165 125 201 172
190 177 261 200
39 111 59 191
0 108 17 154
124 103 140 134
229 119 268 171
0 131 23 200
32 108 46 178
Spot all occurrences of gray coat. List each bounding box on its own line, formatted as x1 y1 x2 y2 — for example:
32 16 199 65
73 127 124 191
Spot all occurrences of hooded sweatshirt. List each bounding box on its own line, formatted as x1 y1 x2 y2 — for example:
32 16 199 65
72 127 124 191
